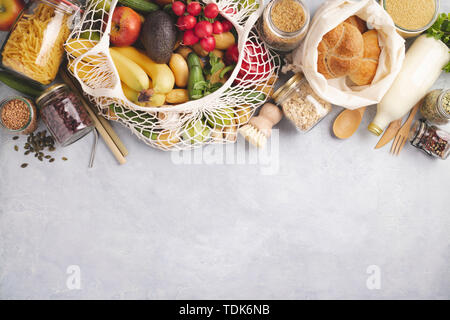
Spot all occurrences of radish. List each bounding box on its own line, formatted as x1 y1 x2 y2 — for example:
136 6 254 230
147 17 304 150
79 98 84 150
204 3 219 19
183 15 197 30
183 30 199 46
177 16 186 31
221 20 233 32
187 1 202 16
194 20 213 39
200 36 216 52
172 1 186 16
213 20 223 34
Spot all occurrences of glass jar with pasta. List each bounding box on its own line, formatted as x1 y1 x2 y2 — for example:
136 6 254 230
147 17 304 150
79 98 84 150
0 0 80 86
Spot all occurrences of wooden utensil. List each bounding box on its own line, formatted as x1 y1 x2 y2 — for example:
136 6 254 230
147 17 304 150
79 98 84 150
390 102 420 156
59 69 127 165
333 106 366 139
374 118 403 149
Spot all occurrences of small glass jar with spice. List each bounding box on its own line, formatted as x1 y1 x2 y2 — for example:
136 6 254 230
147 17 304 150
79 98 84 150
0 97 38 135
36 84 93 147
409 119 450 160
272 72 332 133
0 0 81 86
420 89 450 125
257 0 310 52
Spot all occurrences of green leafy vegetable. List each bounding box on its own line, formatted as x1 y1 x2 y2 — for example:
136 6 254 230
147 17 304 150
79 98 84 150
204 52 225 76
426 13 450 72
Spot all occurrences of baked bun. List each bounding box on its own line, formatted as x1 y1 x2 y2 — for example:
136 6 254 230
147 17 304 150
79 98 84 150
349 30 381 86
317 22 364 79
345 15 367 34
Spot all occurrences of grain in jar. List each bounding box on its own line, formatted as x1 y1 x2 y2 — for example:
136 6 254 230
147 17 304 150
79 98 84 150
257 0 310 52
272 73 332 132
0 97 38 134
420 89 450 125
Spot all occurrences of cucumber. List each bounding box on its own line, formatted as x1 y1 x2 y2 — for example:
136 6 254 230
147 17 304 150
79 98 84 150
117 0 159 13
0 71 42 97
187 53 205 100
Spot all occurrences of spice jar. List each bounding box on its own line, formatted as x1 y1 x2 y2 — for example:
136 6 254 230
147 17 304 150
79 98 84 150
420 89 450 125
272 73 332 132
257 0 310 52
409 119 450 160
36 84 93 147
0 97 38 134
0 0 81 85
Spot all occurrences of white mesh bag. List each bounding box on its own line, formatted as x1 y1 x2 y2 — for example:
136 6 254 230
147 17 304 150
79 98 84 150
65 0 281 150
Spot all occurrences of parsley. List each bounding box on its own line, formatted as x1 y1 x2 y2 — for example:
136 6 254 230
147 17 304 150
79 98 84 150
204 52 225 76
426 13 450 72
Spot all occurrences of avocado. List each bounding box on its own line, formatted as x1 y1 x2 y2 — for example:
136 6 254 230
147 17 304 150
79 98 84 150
142 11 177 64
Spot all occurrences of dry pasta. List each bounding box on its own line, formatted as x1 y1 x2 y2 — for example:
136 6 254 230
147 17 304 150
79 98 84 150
2 3 70 85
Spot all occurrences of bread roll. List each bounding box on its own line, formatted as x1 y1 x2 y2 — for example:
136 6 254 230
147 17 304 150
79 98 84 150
317 22 364 79
345 16 367 34
349 30 381 86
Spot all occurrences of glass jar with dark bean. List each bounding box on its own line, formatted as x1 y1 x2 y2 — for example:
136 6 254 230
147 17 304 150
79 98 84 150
36 84 93 146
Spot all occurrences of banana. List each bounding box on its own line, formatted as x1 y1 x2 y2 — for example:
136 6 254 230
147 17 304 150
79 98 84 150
122 82 165 107
65 39 99 64
121 82 140 102
109 48 150 92
112 46 175 94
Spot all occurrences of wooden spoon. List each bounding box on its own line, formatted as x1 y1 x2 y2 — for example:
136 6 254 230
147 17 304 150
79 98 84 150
333 107 366 139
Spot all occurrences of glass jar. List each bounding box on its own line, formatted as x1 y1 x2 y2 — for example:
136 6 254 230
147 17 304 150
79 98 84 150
272 73 332 133
0 97 38 134
0 0 81 86
257 0 310 52
420 89 450 125
36 84 93 147
409 119 450 160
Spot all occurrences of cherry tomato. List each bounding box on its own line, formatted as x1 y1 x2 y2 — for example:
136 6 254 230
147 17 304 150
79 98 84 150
200 36 216 52
183 29 199 45
221 20 233 32
183 15 197 30
172 1 186 16
204 3 219 19
187 1 202 16
212 20 223 34
194 20 213 39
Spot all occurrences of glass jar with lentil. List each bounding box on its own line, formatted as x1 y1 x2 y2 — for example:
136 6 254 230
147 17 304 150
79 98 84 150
409 119 450 160
0 97 38 134
257 0 310 52
36 84 93 147
420 89 450 125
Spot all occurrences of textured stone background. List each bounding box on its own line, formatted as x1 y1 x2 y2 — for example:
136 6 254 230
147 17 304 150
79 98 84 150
0 0 449 299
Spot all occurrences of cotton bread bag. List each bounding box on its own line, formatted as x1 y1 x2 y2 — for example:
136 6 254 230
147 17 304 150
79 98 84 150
291 0 405 109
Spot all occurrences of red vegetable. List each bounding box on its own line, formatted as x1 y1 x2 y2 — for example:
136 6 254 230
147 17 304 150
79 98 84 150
234 42 272 85
177 16 186 31
172 1 186 16
183 29 199 45
194 20 213 39
200 36 216 52
204 3 219 19
187 1 202 16
224 44 238 65
212 20 223 34
183 15 197 30
221 20 233 32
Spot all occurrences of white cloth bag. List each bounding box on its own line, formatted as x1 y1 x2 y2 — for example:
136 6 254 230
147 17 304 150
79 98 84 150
292 0 405 109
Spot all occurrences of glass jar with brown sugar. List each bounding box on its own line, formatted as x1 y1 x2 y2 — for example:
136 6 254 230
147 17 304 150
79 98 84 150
257 0 310 52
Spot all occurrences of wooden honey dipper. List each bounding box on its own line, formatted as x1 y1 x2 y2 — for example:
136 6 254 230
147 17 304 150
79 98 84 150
238 103 283 148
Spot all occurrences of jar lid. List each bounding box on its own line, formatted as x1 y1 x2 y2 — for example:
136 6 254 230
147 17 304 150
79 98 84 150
36 83 67 106
272 72 304 102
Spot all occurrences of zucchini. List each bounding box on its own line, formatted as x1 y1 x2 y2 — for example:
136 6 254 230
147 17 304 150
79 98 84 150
0 71 42 97
187 53 205 100
117 0 159 13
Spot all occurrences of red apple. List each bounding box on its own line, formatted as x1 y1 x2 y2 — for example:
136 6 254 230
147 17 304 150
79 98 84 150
0 0 25 31
110 6 141 47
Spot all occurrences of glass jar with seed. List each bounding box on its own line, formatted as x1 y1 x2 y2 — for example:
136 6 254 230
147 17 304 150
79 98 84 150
257 0 310 52
409 119 450 160
420 89 450 125
0 97 38 134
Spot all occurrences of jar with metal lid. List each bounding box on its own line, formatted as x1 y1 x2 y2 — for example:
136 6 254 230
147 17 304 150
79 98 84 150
0 0 81 86
409 119 450 160
0 97 38 134
257 0 310 52
272 72 332 133
420 89 450 125
36 84 93 147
